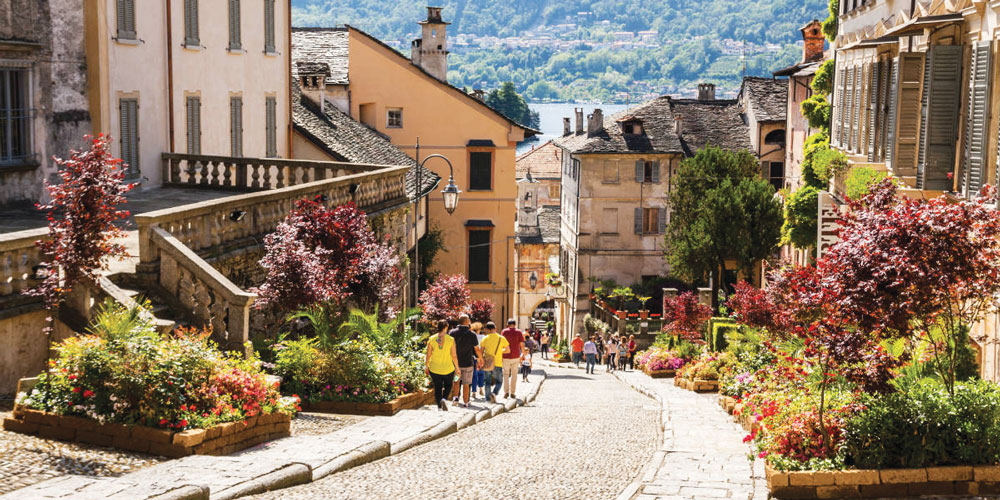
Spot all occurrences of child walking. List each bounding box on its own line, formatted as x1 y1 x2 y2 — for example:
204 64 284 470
520 354 532 382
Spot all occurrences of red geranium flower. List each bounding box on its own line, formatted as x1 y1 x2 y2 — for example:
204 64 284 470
71 387 81 393
82 390 94 398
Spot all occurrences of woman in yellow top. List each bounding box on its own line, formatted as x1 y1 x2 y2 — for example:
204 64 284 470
426 319 461 411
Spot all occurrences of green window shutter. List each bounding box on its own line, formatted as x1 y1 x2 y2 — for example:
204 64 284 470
634 160 643 182
657 207 666 234
651 161 661 183
469 152 492 190
919 45 963 191
963 41 992 197
633 208 642 234
867 63 879 161
231 96 243 157
264 0 276 53
891 53 926 178
229 0 241 50
184 0 199 46
265 96 277 157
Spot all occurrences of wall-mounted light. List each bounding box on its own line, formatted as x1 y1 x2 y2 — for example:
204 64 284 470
529 271 538 290
229 210 247 222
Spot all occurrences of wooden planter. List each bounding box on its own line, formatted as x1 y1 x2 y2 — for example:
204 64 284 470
767 463 1000 499
3 408 290 458
643 367 676 378
300 390 435 416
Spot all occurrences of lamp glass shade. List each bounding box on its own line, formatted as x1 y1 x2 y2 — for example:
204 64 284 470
442 179 460 214
529 272 538 290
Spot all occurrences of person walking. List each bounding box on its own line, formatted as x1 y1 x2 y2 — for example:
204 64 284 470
540 331 550 360
479 322 509 403
449 314 483 408
627 335 637 371
525 334 538 358
520 352 532 382
501 319 526 399
583 336 598 374
571 334 584 367
426 319 461 411
618 338 628 371
606 336 617 373
471 322 486 398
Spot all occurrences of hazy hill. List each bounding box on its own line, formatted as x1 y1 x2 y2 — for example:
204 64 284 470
292 0 829 102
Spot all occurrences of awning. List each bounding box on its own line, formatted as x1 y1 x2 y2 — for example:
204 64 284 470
465 219 495 227
882 13 963 37
839 35 899 51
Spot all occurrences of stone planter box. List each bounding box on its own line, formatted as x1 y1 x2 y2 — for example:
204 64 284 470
3 408 291 458
300 390 434 416
643 367 676 378
767 464 1000 499
719 395 737 414
675 377 719 393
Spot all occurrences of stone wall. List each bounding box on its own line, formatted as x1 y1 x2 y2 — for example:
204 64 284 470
0 309 74 394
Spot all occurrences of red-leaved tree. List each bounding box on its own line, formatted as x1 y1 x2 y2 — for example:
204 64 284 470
662 292 712 341
419 274 471 321
468 298 495 324
26 135 134 309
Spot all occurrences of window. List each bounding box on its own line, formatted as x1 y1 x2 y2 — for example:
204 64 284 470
119 98 139 179
228 0 241 51
0 69 32 166
183 0 199 46
265 96 277 157
572 158 580 180
468 229 491 282
185 96 201 155
634 207 665 235
602 161 619 183
548 184 559 199
116 0 136 40
386 108 403 128
764 129 786 146
963 41 993 197
635 160 660 183
230 96 243 157
469 151 492 190
263 0 276 53
601 208 618 234
768 161 784 191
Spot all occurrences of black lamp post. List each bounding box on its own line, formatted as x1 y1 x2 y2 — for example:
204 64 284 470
413 139 459 305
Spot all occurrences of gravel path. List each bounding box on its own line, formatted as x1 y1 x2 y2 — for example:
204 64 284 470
249 366 659 500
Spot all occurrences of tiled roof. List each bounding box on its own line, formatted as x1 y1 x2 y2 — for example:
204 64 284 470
291 28 350 85
773 60 823 78
291 86 439 198
516 141 562 180
516 206 562 245
553 95 752 157
740 77 787 123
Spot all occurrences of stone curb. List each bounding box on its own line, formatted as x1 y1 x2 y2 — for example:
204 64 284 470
612 370 667 500
213 464 311 500
312 440 390 480
390 420 457 455
147 485 210 500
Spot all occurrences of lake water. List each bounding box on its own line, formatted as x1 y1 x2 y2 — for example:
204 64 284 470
518 102 631 155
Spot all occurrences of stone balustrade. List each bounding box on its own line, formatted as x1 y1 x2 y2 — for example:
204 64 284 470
0 228 48 298
161 153 385 190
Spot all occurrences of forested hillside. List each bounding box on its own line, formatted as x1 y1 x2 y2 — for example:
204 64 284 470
292 0 828 101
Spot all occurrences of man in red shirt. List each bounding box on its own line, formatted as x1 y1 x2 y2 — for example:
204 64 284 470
571 333 585 368
501 318 525 399
627 335 638 371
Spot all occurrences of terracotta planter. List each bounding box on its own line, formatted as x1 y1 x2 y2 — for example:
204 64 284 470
3 408 290 458
639 310 649 320
300 390 435 416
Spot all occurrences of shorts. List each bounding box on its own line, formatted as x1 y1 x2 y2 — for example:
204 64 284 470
459 366 474 385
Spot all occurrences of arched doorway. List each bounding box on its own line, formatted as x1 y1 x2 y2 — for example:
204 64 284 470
530 299 556 332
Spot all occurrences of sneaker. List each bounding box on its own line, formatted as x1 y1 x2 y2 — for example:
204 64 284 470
489 393 496 404
440 399 449 411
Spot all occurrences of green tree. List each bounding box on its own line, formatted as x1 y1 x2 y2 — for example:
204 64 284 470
485 82 540 129
666 147 783 311
781 185 820 250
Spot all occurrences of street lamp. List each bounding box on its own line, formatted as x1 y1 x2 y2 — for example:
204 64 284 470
413 139 460 307
529 271 538 290
442 177 460 215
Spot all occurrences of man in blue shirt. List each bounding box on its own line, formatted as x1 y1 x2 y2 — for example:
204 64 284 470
583 336 599 374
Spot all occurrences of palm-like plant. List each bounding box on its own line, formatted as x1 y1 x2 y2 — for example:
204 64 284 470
610 286 634 311
287 304 344 350
338 307 423 355
636 295 653 310
87 298 157 342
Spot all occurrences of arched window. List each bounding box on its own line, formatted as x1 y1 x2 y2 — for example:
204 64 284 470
764 129 786 146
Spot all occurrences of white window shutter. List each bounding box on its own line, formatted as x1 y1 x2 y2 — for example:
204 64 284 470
834 67 846 148
963 41 992 198
844 66 855 151
919 45 963 191
634 208 642 234
634 160 644 182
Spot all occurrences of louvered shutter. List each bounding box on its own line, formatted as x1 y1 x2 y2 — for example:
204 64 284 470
657 208 667 234
184 0 199 46
229 0 241 50
634 208 642 234
264 0 276 53
834 67 847 147
919 45 963 191
651 161 661 183
186 97 201 155
886 59 900 168
844 66 855 151
963 41 992 197
891 53 926 178
916 53 932 185
266 96 277 157
877 59 891 161
852 67 863 153
867 63 879 161
635 160 644 182
230 97 243 157
857 64 869 155
117 0 135 39
119 99 139 179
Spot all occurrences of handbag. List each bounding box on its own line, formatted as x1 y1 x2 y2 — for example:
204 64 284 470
483 335 503 371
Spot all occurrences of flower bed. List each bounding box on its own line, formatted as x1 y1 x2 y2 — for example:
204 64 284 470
635 346 687 375
675 352 733 393
301 389 435 416
3 408 290 458
766 464 1000 499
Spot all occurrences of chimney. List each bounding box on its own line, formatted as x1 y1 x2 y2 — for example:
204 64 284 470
698 83 715 101
297 61 331 114
411 6 450 82
563 117 571 136
575 108 584 135
674 116 683 135
801 19 825 63
587 108 604 137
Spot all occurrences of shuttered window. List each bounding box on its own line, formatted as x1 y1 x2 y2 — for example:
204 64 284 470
230 96 243 157
228 0 241 51
963 41 992 198
634 207 665 235
917 53 932 182
0 69 32 165
833 67 847 148
116 0 136 40
119 98 139 179
184 0 199 46
265 96 277 157
844 66 855 151
890 53 926 178
468 229 491 283
918 45 963 191
634 160 660 183
469 151 492 190
852 67 863 153
877 59 892 162
186 96 201 155
885 59 900 168
857 64 869 155
264 0 276 53
866 63 879 161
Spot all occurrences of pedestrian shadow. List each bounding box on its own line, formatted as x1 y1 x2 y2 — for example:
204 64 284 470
543 374 592 380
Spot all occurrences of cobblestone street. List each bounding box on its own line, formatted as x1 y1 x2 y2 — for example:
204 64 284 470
248 366 658 500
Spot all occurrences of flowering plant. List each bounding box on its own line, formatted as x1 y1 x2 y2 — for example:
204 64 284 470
634 346 687 372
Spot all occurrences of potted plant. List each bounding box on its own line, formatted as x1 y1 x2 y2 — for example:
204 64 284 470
637 295 653 320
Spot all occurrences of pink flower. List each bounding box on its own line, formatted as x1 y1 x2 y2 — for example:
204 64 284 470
758 451 767 459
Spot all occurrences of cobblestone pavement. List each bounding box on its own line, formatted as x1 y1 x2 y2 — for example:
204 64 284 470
248 366 658 500
290 412 368 436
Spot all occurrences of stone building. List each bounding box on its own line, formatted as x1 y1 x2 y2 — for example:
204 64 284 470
829 0 1000 380
513 141 562 331
552 92 752 339
737 77 788 190
292 7 538 322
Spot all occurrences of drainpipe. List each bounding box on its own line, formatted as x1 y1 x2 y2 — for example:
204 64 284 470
287 0 293 157
166 0 175 152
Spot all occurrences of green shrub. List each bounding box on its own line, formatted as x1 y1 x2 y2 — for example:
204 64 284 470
845 166 889 200
709 317 737 351
781 186 820 249
811 59 835 95
843 381 1000 468
811 147 848 183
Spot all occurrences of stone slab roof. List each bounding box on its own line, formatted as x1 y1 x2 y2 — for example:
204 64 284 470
553 95 752 157
291 28 350 85
516 141 562 180
291 86 439 198
740 77 787 123
516 206 562 245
